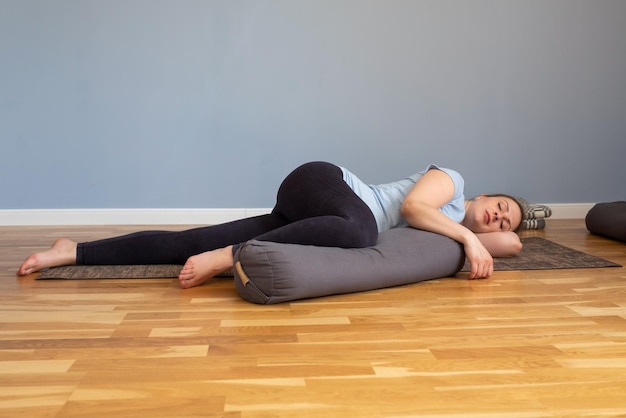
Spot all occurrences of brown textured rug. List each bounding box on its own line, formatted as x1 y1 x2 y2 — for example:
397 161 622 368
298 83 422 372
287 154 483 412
462 237 621 271
36 237 620 280
37 265 234 280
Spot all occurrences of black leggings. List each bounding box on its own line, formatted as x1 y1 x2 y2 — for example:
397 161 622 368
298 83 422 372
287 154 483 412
77 161 378 265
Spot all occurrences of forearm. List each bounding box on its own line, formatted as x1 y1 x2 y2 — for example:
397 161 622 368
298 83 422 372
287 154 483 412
476 232 523 257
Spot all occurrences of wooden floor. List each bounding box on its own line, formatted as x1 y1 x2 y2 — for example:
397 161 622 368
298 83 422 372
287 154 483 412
1 220 625 418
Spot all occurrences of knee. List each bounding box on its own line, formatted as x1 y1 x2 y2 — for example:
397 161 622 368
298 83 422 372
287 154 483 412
340 218 378 248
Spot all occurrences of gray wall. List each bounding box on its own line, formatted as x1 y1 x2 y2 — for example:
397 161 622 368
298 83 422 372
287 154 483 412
2 0 625 210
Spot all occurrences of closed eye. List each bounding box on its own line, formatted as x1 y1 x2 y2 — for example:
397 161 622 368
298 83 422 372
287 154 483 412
499 201 511 231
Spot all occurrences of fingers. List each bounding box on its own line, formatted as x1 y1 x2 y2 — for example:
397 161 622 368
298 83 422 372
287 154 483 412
469 265 493 280
468 258 493 279
463 237 494 280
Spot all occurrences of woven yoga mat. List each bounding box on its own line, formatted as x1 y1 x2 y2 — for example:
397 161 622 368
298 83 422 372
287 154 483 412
37 237 620 280
37 265 234 280
461 237 621 272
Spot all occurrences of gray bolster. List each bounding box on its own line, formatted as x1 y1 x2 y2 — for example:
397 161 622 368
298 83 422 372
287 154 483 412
233 227 465 304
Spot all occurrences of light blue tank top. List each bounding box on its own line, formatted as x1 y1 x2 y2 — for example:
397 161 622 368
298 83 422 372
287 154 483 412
341 164 466 232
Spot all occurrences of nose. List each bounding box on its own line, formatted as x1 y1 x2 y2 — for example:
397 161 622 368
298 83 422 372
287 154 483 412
493 211 509 223
496 211 511 223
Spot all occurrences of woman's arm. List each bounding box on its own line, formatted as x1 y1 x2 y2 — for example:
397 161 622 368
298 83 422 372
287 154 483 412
400 169 494 279
475 232 523 258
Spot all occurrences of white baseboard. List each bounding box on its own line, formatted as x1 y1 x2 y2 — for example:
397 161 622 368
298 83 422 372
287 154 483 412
547 203 595 220
0 204 594 226
0 208 273 226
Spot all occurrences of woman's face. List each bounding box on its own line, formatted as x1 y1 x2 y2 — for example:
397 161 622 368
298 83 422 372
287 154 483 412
462 195 523 233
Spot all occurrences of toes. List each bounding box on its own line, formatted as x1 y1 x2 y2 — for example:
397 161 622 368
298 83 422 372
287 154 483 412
178 276 199 289
178 261 196 288
17 257 37 276
178 264 194 281
177 254 217 289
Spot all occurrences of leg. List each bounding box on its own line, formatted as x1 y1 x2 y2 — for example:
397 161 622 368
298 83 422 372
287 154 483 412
76 214 289 265
17 214 289 276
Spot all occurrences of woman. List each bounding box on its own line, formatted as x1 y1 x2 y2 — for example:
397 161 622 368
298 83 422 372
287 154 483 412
17 161 524 287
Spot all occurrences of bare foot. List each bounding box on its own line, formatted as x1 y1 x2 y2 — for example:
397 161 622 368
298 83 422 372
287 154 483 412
178 246 233 289
17 238 78 276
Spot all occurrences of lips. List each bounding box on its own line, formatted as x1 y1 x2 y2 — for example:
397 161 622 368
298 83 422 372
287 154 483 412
485 210 490 224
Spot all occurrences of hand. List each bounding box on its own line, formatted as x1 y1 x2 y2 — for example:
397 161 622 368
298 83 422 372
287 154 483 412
463 235 494 280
